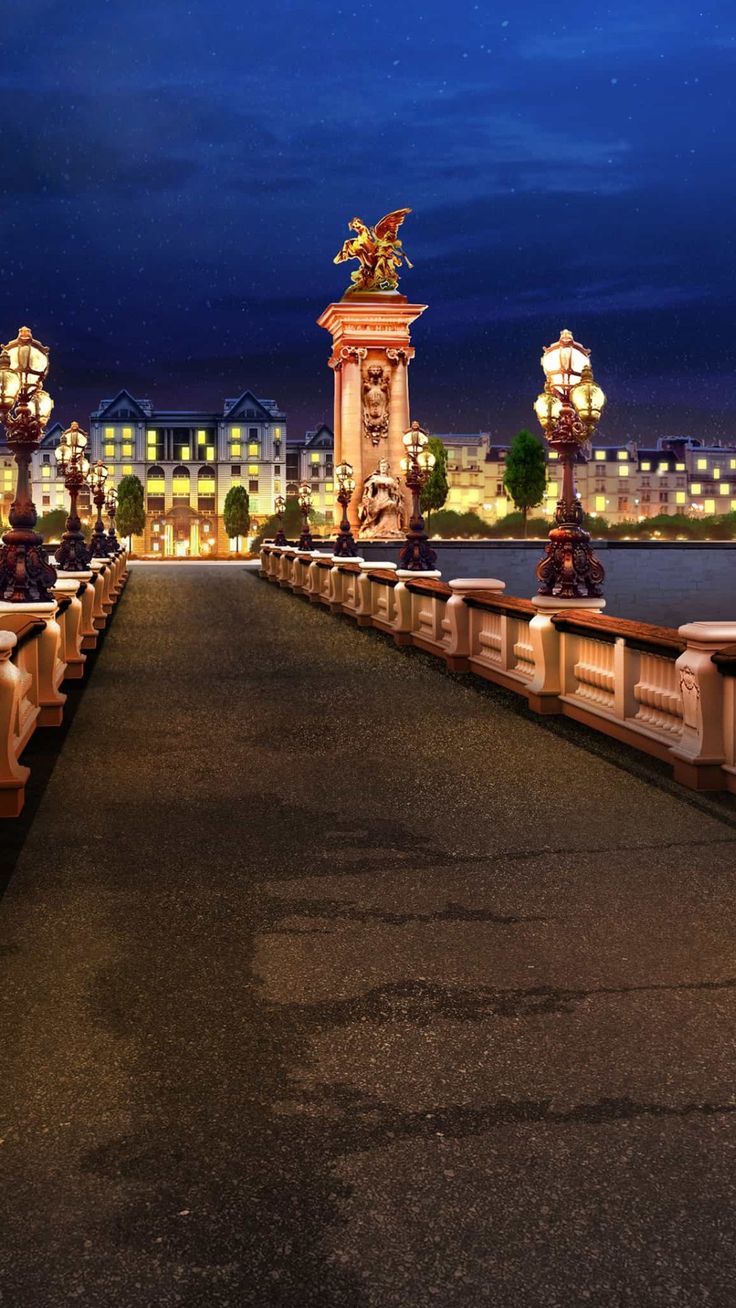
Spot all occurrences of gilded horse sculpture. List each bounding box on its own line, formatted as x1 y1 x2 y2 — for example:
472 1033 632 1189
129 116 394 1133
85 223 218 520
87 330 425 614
334 209 414 294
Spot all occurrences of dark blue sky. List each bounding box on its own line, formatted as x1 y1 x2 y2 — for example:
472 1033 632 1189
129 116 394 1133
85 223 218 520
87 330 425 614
4 0 735 441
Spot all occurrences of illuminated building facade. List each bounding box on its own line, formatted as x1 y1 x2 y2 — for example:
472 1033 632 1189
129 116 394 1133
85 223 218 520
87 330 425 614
88 389 287 555
438 433 736 526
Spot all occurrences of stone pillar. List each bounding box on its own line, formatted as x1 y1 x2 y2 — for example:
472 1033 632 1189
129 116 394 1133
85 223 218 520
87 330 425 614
317 295 427 533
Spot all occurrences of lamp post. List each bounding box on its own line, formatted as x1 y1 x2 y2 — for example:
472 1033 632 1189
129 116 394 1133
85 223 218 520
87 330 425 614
534 329 607 599
333 460 358 557
0 326 57 602
274 494 288 546
88 459 112 558
297 482 314 550
398 421 438 571
106 486 120 555
54 421 91 571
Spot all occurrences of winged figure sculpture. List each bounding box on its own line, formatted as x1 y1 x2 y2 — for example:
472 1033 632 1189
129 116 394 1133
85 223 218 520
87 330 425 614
334 209 413 294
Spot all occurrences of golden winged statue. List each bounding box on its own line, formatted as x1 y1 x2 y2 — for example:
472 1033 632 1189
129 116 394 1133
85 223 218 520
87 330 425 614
334 208 413 294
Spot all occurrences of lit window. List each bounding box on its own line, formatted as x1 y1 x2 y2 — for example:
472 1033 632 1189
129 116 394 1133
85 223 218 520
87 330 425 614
104 444 115 457
658 463 668 474
197 429 206 441
153 523 161 533
198 476 216 494
705 499 716 513
548 451 558 460
617 451 627 461
546 481 558 497
311 452 320 464
107 464 115 474
231 427 241 438
595 450 605 461
105 427 114 437
248 464 258 475
231 445 241 458
273 427 281 438
697 458 707 470
731 459 736 471
179 449 191 461
325 482 334 492
675 491 686 505
676 463 685 471
248 443 259 456
122 427 132 437
714 467 721 479
123 465 133 475
152 541 160 552
122 443 133 457
691 483 702 494
206 447 215 461
41 465 51 478
723 483 731 496
173 477 189 496
595 495 606 512
732 500 736 511
619 465 629 477
641 462 651 471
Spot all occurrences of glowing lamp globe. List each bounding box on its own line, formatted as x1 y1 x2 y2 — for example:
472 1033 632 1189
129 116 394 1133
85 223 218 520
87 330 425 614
571 368 606 427
5 327 50 391
31 388 54 426
0 349 21 413
534 390 562 432
541 329 590 393
418 449 436 474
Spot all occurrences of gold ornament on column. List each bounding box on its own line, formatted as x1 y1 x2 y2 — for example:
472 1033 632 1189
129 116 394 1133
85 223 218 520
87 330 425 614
333 209 414 295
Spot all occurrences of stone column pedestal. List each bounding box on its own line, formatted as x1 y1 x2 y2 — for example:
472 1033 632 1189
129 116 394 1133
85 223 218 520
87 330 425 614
317 294 427 533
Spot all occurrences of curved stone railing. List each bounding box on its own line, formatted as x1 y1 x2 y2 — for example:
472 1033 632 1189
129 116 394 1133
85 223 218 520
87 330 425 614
0 549 129 818
260 542 736 794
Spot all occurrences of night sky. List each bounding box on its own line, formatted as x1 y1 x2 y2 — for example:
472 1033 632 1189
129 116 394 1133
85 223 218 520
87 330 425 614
4 0 735 443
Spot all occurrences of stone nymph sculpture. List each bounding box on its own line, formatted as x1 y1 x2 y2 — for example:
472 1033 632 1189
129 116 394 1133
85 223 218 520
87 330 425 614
358 459 405 539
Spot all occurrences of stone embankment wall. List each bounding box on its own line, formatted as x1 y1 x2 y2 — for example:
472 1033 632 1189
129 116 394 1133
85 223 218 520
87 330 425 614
354 540 736 627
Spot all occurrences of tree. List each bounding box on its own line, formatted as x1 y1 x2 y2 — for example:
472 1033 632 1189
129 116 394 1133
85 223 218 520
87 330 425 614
224 485 250 552
503 429 547 537
252 496 313 550
420 436 449 523
36 508 69 542
117 474 146 546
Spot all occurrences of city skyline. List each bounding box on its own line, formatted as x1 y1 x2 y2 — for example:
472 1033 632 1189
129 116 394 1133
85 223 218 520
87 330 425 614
3 0 734 441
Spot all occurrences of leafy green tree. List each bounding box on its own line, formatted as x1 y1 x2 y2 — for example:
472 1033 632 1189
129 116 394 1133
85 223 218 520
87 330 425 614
223 485 250 552
116 474 146 545
420 437 449 523
503 429 547 537
36 508 69 542
253 496 315 549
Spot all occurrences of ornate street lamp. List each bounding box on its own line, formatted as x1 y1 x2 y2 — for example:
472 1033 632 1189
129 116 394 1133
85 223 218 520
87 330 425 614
534 329 607 599
333 460 358 557
398 421 438 571
297 481 314 550
88 459 112 558
274 493 288 546
106 485 120 555
0 326 57 602
54 421 91 571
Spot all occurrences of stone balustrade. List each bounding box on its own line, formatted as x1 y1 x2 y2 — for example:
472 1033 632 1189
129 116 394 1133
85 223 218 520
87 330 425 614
0 549 128 818
261 541 736 795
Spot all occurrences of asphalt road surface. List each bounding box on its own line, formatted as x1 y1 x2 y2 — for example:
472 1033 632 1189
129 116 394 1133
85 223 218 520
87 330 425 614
3 564 736 1306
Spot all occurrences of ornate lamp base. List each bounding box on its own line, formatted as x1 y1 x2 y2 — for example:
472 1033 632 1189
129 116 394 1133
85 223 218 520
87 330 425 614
274 528 288 546
536 523 605 598
0 528 58 603
56 531 91 571
89 528 112 559
333 529 358 557
398 529 438 572
297 529 314 550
